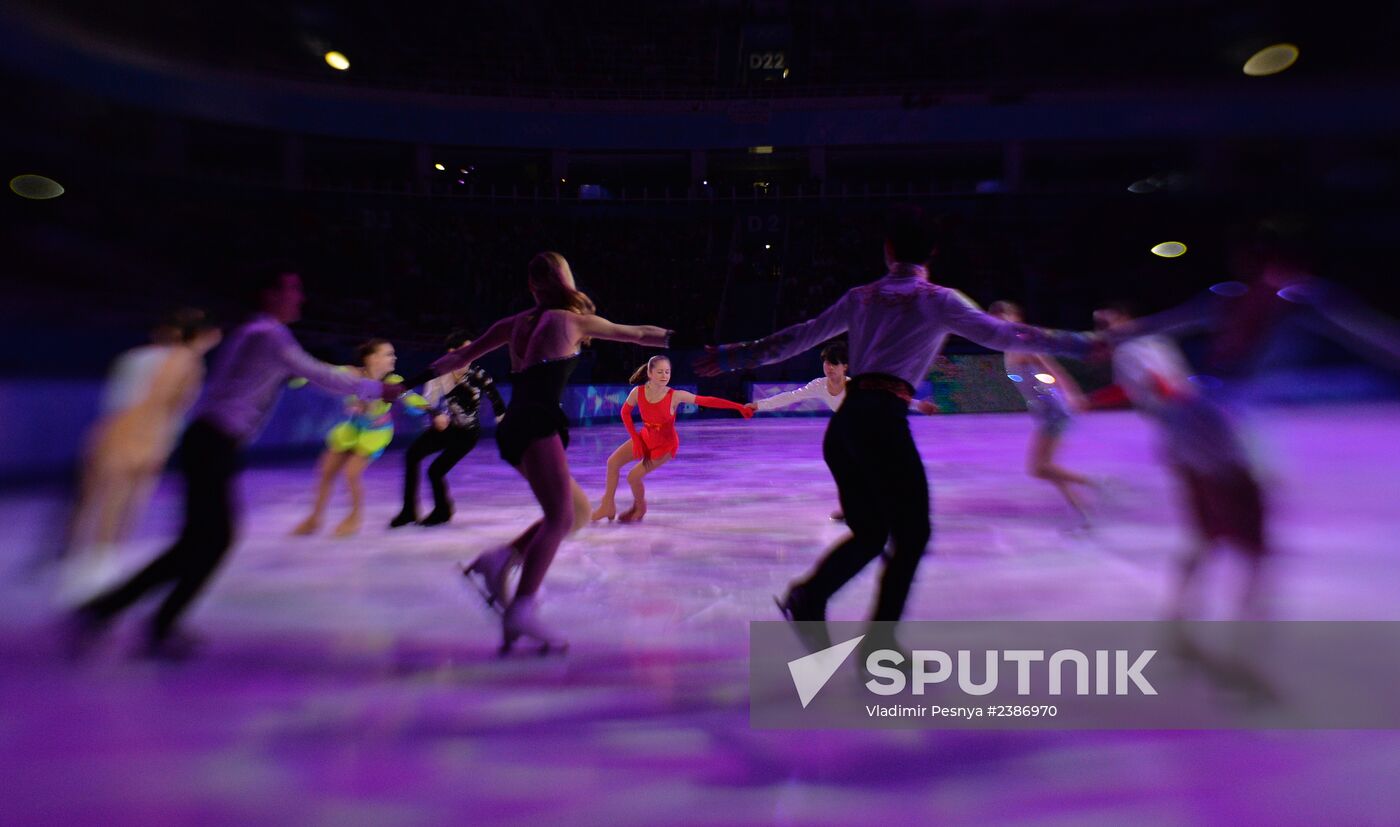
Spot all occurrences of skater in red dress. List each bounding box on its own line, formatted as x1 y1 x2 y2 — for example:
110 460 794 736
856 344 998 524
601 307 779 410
591 355 753 523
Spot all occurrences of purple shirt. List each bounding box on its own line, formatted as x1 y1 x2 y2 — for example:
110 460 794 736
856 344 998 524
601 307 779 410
730 265 1093 387
192 315 380 443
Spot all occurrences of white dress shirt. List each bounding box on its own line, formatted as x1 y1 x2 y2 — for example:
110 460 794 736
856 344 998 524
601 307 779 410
754 377 845 412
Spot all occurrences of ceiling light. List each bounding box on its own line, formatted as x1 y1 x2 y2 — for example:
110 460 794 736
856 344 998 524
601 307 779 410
1243 44 1298 77
9 174 64 199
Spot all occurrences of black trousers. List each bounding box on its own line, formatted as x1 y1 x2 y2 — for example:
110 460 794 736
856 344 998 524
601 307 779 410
799 385 931 621
400 426 480 515
80 419 240 640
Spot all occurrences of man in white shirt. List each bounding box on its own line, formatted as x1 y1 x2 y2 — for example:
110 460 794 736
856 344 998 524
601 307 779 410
750 342 853 414
697 206 1096 628
750 341 940 417
72 269 392 658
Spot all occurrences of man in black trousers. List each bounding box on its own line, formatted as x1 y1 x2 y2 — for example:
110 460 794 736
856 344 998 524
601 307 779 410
70 268 392 659
697 207 1096 642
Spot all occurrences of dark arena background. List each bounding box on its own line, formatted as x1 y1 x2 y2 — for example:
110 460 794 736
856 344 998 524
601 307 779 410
2 2 1400 825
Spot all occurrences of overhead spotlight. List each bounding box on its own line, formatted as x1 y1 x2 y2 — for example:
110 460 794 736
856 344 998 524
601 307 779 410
1034 373 1056 384
560 178 567 183
1151 241 1188 258
434 163 445 171
1243 43 1298 77
324 51 350 71
764 243 771 250
459 168 468 174
702 179 708 185
9 174 64 199
782 68 790 79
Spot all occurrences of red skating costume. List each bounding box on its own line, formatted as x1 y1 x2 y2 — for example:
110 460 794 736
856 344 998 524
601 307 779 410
621 388 751 461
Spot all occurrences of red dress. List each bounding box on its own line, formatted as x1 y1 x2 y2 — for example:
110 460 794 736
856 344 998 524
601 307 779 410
629 387 680 460
622 387 752 461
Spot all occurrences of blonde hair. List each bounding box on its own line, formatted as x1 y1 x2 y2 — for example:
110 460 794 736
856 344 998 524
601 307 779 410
630 355 670 385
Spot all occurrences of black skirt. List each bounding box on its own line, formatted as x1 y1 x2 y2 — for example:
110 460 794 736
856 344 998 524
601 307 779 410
495 404 571 467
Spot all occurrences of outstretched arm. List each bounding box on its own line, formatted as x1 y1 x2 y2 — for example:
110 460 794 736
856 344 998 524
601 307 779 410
396 317 514 395
430 317 513 376
1114 289 1224 342
394 376 432 415
941 290 1094 358
752 378 826 412
672 390 755 418
268 328 380 399
696 294 850 376
1290 280 1400 369
574 314 672 347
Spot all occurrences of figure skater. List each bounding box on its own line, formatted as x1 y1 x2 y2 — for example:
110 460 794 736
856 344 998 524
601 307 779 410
68 269 395 658
590 354 753 523
389 330 506 528
1095 304 1271 619
696 206 1095 646
292 339 428 538
66 309 222 592
396 252 671 654
988 301 1095 529
746 341 937 522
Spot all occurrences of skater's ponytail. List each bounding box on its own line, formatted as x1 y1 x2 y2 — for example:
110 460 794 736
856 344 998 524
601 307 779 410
527 252 596 317
630 355 670 385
